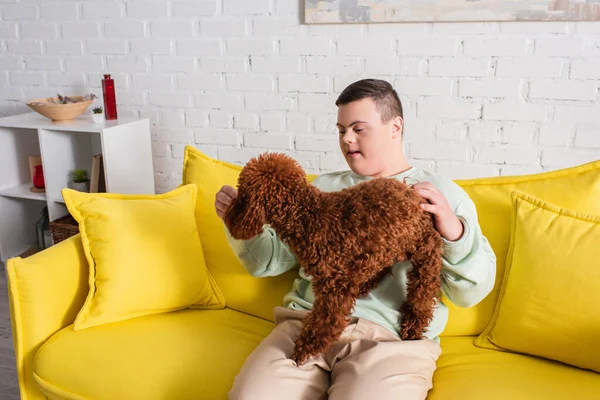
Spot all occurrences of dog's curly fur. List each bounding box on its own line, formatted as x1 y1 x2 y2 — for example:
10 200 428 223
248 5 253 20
224 152 443 366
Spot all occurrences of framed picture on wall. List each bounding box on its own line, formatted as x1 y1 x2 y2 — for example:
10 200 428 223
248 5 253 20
305 1 600 23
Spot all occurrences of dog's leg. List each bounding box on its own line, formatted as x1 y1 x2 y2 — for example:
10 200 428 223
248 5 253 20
400 232 443 340
291 281 357 366
357 266 392 298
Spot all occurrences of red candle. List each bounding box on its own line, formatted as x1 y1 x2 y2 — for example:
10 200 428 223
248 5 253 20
102 74 118 120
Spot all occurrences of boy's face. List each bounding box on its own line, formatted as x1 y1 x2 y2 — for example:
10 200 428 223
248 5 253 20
337 98 403 177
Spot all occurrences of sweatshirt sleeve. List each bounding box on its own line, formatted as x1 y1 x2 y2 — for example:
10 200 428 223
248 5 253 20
224 224 299 277
440 197 497 308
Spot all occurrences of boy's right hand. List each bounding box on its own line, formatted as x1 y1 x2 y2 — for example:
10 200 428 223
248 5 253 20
215 185 238 220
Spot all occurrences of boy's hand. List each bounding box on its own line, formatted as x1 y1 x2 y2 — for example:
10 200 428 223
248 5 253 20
215 185 238 220
412 182 464 242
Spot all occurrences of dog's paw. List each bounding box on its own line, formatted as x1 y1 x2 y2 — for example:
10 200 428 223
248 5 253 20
290 351 308 366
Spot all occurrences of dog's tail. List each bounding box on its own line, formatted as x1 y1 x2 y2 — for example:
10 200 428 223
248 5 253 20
400 230 443 340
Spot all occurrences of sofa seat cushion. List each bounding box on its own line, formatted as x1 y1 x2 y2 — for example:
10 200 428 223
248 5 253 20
430 337 600 400
33 308 273 400
33 313 600 400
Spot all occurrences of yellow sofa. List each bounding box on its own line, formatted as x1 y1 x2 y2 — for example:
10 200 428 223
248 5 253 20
7 147 600 400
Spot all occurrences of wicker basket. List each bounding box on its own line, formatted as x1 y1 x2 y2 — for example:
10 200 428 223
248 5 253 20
50 214 79 244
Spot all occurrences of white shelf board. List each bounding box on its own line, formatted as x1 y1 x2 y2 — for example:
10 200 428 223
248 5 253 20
0 183 47 201
0 112 140 133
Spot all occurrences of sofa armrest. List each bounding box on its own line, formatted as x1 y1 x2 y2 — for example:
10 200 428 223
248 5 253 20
7 235 88 400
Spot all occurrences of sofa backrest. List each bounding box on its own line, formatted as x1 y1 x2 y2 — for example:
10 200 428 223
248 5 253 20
182 145 600 336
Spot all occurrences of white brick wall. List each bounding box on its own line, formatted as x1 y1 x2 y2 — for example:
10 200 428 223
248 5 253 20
1 0 600 192
41 4 78 21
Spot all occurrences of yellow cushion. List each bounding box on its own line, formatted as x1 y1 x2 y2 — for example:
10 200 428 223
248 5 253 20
33 308 274 400
444 160 600 336
429 336 600 400
182 145 317 321
62 184 225 330
474 192 600 373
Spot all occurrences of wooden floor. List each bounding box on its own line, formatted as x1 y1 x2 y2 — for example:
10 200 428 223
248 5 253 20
0 267 20 399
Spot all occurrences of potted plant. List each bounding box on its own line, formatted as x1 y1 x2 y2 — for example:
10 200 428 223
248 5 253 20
71 169 89 192
92 106 104 123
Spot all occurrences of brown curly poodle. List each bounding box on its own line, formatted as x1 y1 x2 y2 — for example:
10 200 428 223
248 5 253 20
224 152 443 366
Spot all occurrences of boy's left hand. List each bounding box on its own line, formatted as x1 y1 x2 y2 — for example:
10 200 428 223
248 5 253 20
412 182 464 242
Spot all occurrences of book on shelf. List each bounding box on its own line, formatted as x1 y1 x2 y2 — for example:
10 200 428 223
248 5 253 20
89 154 106 193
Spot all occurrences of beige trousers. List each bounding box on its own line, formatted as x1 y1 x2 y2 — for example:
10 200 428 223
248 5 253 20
229 306 441 400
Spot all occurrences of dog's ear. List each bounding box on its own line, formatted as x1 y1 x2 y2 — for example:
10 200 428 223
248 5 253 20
223 193 265 240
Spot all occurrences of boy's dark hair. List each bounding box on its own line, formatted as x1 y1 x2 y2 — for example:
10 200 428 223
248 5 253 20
335 79 403 123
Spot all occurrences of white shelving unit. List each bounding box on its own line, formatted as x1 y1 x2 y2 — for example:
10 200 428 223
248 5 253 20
0 112 155 263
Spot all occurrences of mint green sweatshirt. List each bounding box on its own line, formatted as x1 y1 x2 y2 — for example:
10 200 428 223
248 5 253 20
224 167 497 340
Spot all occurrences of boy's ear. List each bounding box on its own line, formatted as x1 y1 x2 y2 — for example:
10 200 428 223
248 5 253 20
392 116 404 138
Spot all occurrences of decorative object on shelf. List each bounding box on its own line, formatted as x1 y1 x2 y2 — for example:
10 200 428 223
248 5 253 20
91 106 104 123
32 166 45 191
71 169 90 192
26 93 97 122
28 155 45 192
102 74 118 121
35 206 52 250
90 154 106 193
49 213 79 244
305 0 600 23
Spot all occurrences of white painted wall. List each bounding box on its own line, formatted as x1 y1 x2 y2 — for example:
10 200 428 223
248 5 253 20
1 0 599 192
